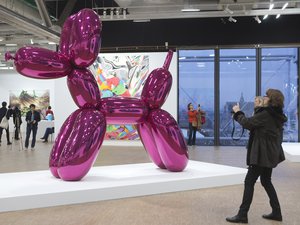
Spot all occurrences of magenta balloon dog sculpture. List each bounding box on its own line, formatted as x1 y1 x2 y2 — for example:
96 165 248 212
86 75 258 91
5 9 188 181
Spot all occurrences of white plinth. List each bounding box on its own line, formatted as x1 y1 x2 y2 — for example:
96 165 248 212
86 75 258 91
282 142 300 162
0 161 247 212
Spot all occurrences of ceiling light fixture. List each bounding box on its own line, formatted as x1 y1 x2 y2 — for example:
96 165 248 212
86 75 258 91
103 9 107 18
123 8 126 19
269 3 274 10
30 39 34 44
254 16 261 24
228 16 237 23
282 2 288 10
48 42 56 45
224 5 233 14
116 8 120 18
263 14 269 20
110 8 113 19
276 14 281 19
181 8 200 12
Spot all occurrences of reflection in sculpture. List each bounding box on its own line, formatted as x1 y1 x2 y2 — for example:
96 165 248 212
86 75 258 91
5 9 188 181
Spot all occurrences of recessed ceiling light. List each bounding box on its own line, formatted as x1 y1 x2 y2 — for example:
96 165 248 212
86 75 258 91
5 44 17 46
181 8 200 12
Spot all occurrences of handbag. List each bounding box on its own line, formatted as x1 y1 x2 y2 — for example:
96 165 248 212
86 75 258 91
0 111 8 129
201 115 206 124
192 121 197 127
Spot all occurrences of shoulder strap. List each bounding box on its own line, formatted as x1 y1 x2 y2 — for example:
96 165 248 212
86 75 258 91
231 118 245 141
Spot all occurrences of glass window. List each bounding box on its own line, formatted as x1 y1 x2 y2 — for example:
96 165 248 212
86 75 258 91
261 48 298 142
219 49 256 145
178 50 215 145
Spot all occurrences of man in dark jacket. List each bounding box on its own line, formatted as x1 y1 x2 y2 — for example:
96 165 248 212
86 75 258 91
0 101 12 145
25 104 41 150
226 89 287 224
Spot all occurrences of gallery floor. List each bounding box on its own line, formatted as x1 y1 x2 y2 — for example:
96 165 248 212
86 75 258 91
0 140 299 225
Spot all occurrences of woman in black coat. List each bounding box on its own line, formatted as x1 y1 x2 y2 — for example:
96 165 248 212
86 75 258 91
226 89 287 224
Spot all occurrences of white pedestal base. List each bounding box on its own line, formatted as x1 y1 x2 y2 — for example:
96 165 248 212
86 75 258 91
0 161 247 212
282 142 300 162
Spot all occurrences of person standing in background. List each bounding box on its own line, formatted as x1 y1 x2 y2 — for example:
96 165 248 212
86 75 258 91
0 101 12 145
13 106 22 140
187 103 198 146
46 106 54 117
25 104 41 150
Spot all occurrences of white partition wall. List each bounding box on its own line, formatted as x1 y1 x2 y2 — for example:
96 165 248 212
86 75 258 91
0 70 55 108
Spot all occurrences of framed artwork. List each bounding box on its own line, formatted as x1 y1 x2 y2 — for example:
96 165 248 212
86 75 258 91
9 90 50 117
90 54 149 140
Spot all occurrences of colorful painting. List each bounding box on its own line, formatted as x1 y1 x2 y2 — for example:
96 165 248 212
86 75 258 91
9 90 50 116
90 54 149 140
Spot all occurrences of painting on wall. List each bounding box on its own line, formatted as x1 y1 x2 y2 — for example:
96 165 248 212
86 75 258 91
90 54 149 140
9 90 50 117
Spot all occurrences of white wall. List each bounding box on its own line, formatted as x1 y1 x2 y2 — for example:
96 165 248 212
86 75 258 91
0 52 178 146
0 70 55 108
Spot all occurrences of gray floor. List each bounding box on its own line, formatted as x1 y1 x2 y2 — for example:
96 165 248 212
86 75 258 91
0 139 299 225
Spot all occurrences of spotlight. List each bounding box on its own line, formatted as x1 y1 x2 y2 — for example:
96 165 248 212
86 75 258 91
123 8 126 19
276 14 281 19
228 16 237 23
269 3 274 10
263 14 268 20
110 8 114 19
224 5 233 14
103 9 107 18
116 8 120 18
254 16 261 24
282 2 288 10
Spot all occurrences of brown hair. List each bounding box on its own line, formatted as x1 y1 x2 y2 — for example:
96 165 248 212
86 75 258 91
266 89 284 108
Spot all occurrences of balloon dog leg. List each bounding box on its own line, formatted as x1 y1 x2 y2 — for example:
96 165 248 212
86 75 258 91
137 122 166 169
149 109 188 172
57 109 106 181
49 109 81 178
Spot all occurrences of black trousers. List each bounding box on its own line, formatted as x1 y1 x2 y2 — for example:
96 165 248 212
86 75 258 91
41 127 54 141
15 126 20 139
238 165 281 216
187 122 197 145
25 125 38 148
0 126 10 143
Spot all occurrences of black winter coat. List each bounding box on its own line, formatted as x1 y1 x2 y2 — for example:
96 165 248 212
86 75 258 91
0 107 12 121
234 107 287 168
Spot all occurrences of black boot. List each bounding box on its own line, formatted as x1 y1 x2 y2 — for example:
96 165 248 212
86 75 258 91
226 215 248 223
262 212 282 221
